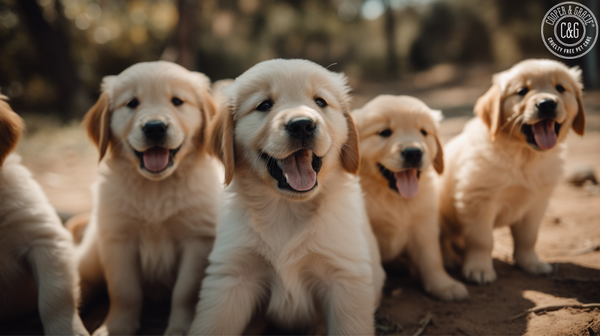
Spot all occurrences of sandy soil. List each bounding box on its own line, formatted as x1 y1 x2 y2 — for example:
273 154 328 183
2 70 599 335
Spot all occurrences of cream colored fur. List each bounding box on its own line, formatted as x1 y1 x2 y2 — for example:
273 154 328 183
353 95 468 301
188 59 384 335
0 97 88 335
76 61 221 335
439 59 586 284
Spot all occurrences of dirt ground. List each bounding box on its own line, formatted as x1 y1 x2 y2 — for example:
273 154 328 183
2 65 599 335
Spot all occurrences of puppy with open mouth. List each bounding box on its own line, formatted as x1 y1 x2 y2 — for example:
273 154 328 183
439 59 586 284
353 95 468 301
76 61 221 335
188 59 385 335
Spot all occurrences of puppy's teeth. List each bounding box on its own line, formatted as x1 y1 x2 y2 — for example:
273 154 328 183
277 160 284 171
284 173 289 183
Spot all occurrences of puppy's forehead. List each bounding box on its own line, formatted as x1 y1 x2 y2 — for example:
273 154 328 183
226 59 348 114
361 96 440 128
495 59 580 92
106 61 204 104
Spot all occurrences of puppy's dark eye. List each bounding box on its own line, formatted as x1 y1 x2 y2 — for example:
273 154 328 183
256 100 273 112
172 97 183 106
517 88 529 96
378 129 392 137
315 98 327 108
420 129 428 136
126 98 139 109
556 84 565 93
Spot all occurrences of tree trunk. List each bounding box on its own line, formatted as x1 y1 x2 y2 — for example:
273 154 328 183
384 1 398 79
161 0 199 71
16 0 85 119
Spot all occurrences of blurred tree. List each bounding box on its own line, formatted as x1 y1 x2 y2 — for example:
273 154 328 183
16 0 86 118
409 1 492 71
383 0 398 79
161 0 198 70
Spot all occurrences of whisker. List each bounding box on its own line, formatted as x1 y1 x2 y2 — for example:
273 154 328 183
508 115 524 140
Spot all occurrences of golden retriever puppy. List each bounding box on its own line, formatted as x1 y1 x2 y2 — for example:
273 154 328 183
188 59 385 335
353 95 468 301
0 96 88 335
77 61 220 335
439 59 586 284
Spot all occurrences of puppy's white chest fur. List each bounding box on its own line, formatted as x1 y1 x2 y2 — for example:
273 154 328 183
92 156 219 288
218 175 376 328
362 169 438 261
451 119 564 226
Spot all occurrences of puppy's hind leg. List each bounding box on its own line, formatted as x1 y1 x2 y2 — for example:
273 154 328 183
76 224 104 308
511 199 553 275
28 241 89 336
188 254 269 335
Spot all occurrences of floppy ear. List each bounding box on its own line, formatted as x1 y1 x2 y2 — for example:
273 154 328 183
433 134 444 174
197 90 219 151
341 111 360 175
196 89 219 153
208 105 235 185
83 92 112 161
474 84 503 141
0 97 24 165
572 89 586 136
190 72 219 150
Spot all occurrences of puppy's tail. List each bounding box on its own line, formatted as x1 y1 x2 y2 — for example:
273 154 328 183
65 212 91 245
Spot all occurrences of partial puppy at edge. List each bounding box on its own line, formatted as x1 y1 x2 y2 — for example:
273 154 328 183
0 96 89 335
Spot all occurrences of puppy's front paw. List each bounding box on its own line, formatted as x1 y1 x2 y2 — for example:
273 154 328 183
428 279 469 301
164 325 188 336
164 329 186 336
43 314 90 336
91 325 109 336
92 322 137 336
462 262 496 284
517 258 553 275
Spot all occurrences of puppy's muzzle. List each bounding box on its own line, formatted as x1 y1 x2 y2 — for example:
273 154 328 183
134 120 180 174
402 147 422 169
287 118 316 139
522 98 562 151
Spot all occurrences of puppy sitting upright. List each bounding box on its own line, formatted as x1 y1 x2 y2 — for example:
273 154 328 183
77 61 220 335
353 95 468 301
0 96 88 335
439 59 586 284
188 59 385 335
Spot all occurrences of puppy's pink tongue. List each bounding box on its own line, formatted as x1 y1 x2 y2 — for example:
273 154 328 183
395 169 419 198
532 119 557 150
282 149 316 191
143 147 169 172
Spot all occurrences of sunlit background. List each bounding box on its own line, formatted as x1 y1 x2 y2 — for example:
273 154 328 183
1 0 598 119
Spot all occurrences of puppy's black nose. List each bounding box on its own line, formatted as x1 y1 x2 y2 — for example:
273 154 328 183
286 118 315 139
143 121 167 140
537 99 557 118
402 147 422 164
